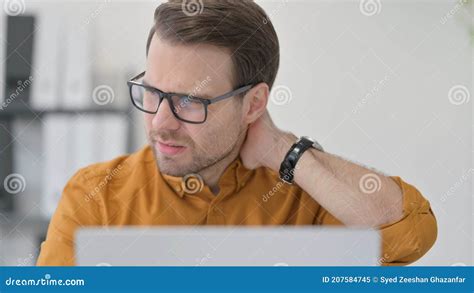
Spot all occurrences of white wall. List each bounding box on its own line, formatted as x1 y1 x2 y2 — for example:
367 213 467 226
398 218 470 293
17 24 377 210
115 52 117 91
257 0 471 266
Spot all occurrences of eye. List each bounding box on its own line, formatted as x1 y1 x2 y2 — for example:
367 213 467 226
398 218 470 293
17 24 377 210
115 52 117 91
177 96 195 107
145 88 160 97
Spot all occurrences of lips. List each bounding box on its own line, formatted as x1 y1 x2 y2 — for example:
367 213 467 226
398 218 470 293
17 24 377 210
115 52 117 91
159 141 184 147
156 140 187 156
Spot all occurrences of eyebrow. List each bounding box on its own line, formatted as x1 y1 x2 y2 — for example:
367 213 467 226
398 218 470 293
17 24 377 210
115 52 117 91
142 79 213 99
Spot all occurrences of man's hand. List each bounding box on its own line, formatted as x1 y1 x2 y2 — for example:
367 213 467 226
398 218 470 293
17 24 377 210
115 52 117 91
239 110 296 170
239 109 406 228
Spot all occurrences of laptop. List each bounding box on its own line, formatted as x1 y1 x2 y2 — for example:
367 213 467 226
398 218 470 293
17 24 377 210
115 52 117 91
75 226 381 266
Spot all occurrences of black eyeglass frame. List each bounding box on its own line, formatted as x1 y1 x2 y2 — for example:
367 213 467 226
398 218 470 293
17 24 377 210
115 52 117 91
127 71 254 124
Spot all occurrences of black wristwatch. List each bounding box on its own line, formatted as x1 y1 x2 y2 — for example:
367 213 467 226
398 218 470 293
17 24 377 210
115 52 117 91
279 136 324 184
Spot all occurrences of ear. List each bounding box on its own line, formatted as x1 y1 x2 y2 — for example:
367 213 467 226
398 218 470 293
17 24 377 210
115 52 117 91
241 82 269 125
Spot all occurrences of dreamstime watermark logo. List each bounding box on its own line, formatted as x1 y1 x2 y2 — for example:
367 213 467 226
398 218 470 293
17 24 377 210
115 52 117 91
195 253 212 266
0 76 34 111
84 164 123 202
359 0 381 17
17 254 34 266
190 76 212 97
262 181 285 203
440 168 473 203
5 274 85 287
440 0 468 25
92 85 115 106
262 165 299 203
182 173 204 194
358 173 382 194
181 0 204 16
81 0 110 29
3 0 25 16
174 76 212 115
448 85 470 105
270 85 293 106
377 253 390 265
3 173 26 195
352 74 390 115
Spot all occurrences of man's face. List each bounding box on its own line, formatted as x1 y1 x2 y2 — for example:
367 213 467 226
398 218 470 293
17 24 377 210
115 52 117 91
144 34 246 176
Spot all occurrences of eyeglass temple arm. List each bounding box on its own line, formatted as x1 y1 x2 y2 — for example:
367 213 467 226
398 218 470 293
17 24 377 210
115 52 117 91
131 71 146 81
207 85 253 104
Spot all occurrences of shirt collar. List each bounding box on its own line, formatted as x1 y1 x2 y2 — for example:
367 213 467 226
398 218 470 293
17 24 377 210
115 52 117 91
157 154 253 198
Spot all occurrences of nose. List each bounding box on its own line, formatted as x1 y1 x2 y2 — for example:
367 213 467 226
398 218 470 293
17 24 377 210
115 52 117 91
151 97 181 131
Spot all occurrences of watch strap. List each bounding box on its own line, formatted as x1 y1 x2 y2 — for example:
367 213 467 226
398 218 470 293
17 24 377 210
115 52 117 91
279 136 323 184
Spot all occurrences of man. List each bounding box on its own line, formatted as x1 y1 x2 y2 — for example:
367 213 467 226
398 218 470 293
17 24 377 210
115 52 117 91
37 0 437 266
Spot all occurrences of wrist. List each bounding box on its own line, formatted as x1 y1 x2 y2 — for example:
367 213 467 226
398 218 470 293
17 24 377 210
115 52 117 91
277 135 325 184
263 131 297 171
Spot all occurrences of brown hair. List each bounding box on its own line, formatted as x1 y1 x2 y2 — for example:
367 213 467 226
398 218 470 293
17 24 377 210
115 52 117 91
146 0 280 90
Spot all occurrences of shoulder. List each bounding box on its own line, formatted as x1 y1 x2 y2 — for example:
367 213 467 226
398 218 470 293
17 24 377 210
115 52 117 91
68 145 157 203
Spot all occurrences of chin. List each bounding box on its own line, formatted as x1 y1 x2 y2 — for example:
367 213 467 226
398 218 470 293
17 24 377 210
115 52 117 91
155 156 195 177
156 162 184 177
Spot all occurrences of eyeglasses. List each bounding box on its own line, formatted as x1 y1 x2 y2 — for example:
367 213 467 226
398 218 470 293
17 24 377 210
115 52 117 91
127 71 253 124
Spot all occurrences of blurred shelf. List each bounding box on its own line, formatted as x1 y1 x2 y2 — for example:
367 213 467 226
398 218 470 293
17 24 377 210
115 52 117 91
0 212 50 231
0 105 131 119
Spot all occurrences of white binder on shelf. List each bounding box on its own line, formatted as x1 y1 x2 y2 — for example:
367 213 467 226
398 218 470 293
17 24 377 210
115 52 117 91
12 119 43 216
41 115 75 218
41 114 129 218
0 11 6 105
30 9 62 110
98 114 128 161
62 19 92 110
71 114 101 170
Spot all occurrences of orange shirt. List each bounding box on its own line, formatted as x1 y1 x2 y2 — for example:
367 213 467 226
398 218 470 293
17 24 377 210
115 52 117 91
36 145 437 266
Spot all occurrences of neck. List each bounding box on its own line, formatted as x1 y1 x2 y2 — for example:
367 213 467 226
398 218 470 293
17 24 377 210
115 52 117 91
198 138 244 195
